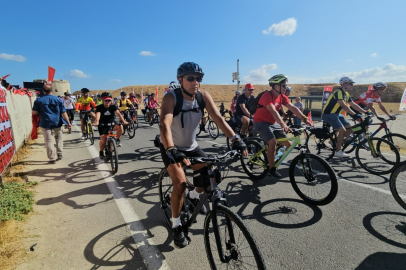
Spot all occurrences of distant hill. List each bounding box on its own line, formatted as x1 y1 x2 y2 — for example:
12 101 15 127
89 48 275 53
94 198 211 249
73 82 406 103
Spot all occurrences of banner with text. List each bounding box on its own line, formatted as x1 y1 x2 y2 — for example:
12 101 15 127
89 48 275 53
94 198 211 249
400 87 406 111
0 85 16 175
321 86 334 113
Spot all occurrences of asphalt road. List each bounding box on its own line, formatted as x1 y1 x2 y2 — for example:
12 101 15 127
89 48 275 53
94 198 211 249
19 113 406 270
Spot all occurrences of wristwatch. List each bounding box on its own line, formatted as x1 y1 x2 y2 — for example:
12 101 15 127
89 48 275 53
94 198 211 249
230 134 241 142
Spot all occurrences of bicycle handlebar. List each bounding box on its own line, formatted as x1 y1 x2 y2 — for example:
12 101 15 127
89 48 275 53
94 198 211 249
189 150 240 165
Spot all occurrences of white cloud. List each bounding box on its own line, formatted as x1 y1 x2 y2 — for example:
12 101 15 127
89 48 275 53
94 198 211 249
140 51 156 56
67 69 89 78
289 63 406 84
243 64 278 84
110 79 121 83
262 18 297 36
0 53 26 62
371 53 378 57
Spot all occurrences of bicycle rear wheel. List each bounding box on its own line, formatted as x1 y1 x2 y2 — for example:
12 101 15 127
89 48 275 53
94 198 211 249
109 139 118 174
208 120 219 139
158 168 173 228
127 120 136 139
132 114 139 129
204 204 266 270
87 122 94 145
356 137 399 175
240 140 268 181
389 163 406 211
305 132 335 161
289 153 338 205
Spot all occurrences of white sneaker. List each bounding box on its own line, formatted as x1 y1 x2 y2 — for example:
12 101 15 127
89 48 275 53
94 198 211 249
81 135 86 140
334 150 350 158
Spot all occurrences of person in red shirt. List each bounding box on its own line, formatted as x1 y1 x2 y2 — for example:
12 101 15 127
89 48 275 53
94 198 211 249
146 93 160 123
352 82 396 121
253 74 312 177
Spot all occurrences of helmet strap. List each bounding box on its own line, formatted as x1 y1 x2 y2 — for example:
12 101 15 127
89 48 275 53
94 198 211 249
181 85 195 98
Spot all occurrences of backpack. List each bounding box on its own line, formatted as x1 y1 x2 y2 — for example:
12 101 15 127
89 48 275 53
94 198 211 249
173 88 205 128
247 90 268 115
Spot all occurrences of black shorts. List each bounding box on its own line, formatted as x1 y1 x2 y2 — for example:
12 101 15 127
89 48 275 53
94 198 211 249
159 143 207 167
98 122 120 136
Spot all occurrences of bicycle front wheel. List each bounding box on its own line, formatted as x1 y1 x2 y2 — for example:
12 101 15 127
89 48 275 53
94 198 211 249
204 204 266 270
389 163 406 211
240 140 268 181
208 120 219 139
289 153 338 205
87 122 94 145
356 137 400 175
127 120 136 139
109 139 118 174
158 168 173 228
381 133 406 161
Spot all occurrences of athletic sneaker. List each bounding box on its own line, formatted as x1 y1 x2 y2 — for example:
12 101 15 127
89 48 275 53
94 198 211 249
187 194 207 214
334 150 350 158
268 167 282 178
116 139 122 147
81 134 86 140
57 154 63 160
172 225 189 249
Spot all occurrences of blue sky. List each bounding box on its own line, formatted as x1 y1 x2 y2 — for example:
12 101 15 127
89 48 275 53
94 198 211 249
1 0 406 91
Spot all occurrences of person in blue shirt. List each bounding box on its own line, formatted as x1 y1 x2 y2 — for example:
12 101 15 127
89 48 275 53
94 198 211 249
32 83 71 163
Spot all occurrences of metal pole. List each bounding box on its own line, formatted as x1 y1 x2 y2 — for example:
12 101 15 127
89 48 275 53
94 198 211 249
237 59 240 92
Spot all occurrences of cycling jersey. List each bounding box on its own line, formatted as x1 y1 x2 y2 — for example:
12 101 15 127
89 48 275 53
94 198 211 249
322 88 353 114
353 90 381 109
129 97 138 104
254 91 290 124
118 98 132 111
95 99 103 106
75 96 96 111
148 98 158 109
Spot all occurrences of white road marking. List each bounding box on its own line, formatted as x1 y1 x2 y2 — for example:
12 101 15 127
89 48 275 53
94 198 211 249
73 125 170 270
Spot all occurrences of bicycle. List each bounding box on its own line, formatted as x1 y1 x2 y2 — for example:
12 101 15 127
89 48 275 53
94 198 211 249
241 128 338 205
158 150 266 269
99 123 119 174
148 108 160 126
306 114 400 175
81 110 94 145
389 162 406 211
196 113 219 139
129 108 139 129
121 110 136 139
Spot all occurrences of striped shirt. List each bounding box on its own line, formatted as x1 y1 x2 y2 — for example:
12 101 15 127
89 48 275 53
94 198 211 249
322 88 353 114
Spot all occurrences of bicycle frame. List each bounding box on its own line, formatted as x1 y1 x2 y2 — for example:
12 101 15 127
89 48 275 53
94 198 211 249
345 117 379 156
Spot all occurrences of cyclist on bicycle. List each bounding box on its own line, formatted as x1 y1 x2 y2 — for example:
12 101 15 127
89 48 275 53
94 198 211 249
95 94 103 106
322 77 368 158
143 94 150 108
159 62 247 248
352 82 396 121
128 93 139 109
254 75 313 177
93 92 128 156
75 88 97 140
235 83 255 138
230 90 241 117
118 91 135 121
146 93 160 124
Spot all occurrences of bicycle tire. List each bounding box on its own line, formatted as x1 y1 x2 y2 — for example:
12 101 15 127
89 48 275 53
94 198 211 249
356 137 400 175
240 140 268 181
289 153 338 205
122 124 126 135
127 120 136 139
109 139 118 174
204 204 266 270
155 114 160 124
381 133 406 161
87 122 94 145
389 163 406 211
208 120 219 139
305 132 335 161
196 123 203 136
158 168 173 228
132 114 139 129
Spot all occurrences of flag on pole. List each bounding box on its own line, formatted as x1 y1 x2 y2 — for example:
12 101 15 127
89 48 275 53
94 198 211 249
156 86 159 101
321 86 334 114
400 87 406 111
307 111 313 124
132 87 134 94
48 66 56 84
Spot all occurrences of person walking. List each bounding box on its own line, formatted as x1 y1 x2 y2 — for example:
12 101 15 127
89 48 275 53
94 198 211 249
293 97 304 126
32 83 71 163
63 92 75 124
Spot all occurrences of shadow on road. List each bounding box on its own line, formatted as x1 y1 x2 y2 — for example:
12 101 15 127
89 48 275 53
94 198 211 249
355 251 406 270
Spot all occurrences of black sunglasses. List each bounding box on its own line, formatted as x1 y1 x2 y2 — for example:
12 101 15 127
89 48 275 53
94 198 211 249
185 76 203 82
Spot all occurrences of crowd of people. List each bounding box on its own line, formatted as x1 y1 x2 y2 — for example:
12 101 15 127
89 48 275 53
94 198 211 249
31 61 396 249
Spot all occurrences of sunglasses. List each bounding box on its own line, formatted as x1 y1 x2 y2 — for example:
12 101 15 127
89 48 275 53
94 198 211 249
103 100 112 102
185 76 203 82
247 89 254 91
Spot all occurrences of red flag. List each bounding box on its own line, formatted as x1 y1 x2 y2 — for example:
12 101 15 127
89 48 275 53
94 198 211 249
368 85 374 91
155 86 159 101
1 74 10 80
307 111 313 124
48 66 56 84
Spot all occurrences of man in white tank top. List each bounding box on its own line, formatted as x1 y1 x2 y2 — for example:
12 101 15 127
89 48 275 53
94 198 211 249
159 62 248 248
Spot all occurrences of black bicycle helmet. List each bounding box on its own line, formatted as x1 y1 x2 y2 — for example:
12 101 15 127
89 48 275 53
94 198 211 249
96 94 101 97
81 87 90 93
120 91 126 96
177 62 204 78
64 92 70 96
101 92 112 99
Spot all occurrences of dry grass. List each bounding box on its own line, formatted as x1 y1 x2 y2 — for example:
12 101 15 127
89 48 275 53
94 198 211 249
0 140 36 270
